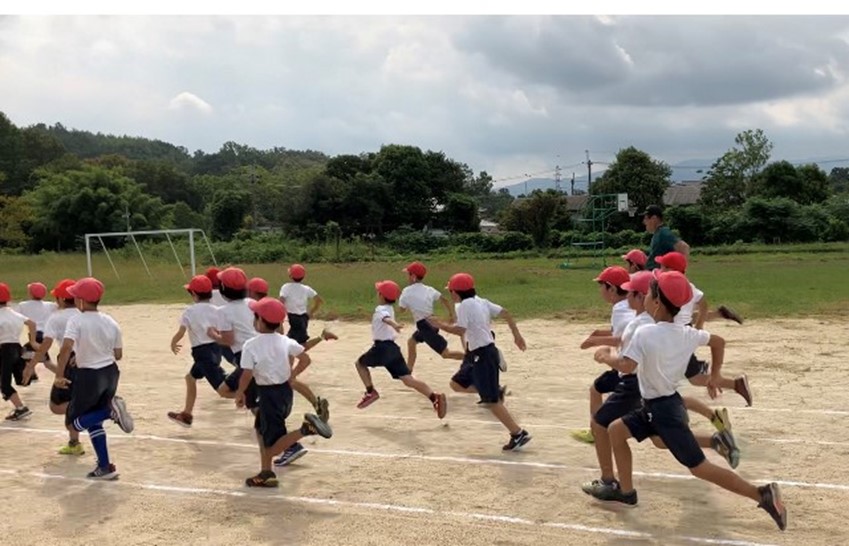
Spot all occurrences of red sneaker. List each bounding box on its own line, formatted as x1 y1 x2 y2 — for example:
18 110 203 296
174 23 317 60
167 411 193 427
356 390 380 409
433 392 447 419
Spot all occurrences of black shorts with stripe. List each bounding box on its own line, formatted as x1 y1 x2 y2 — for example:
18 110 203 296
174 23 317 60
412 319 448 354
287 313 310 344
358 340 410 379
66 363 119 427
254 382 294 447
622 392 706 469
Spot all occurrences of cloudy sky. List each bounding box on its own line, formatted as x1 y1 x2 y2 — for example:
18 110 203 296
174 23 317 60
2 14 849 186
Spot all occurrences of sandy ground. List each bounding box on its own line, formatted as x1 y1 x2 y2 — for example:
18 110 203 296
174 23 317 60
1 305 848 546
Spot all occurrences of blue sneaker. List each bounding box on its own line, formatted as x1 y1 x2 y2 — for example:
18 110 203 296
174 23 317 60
273 443 309 467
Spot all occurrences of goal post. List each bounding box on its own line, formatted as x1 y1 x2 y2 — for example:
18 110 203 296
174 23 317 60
84 228 217 279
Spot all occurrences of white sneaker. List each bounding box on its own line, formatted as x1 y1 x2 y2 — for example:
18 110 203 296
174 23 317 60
497 348 507 372
110 396 134 433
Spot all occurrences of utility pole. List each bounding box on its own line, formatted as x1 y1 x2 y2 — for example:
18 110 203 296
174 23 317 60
554 165 562 193
123 205 131 232
250 165 258 231
571 172 576 196
585 149 593 190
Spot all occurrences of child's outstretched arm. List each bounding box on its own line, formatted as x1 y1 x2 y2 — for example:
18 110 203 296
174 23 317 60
381 316 404 333
427 317 465 337
309 294 324 317
707 334 725 399
439 295 456 322
171 326 187 354
499 309 526 351
580 334 621 350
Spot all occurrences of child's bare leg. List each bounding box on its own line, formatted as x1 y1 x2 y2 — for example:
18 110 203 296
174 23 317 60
589 385 603 424
399 374 433 397
216 384 236 399
406 337 418 371
609 419 635 492
291 378 317 406
8 393 24 408
42 361 58 374
591 419 615 480
689 460 760 501
441 348 465 361
450 380 476 394
355 362 373 390
183 375 197 414
683 396 714 421
487 401 521 435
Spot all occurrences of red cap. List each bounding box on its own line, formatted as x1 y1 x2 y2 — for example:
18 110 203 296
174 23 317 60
288 264 306 280
656 251 688 273
594 266 630 287
205 267 221 288
403 261 427 279
68 277 105 303
185 275 213 293
653 270 693 308
218 267 247 290
621 271 653 295
249 297 287 324
247 277 269 294
447 272 475 292
0 283 10 303
622 249 647 268
27 282 48 299
51 279 76 299
375 280 401 301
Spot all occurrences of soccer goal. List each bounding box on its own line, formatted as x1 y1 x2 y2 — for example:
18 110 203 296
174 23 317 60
84 228 217 280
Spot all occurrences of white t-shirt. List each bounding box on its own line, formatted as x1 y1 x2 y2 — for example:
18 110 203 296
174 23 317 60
611 299 636 338
620 312 655 355
398 283 442 322
43 308 81 344
0 307 27 344
622 322 711 400
211 290 227 307
64 312 123 370
456 296 503 351
16 300 58 331
674 283 705 326
371 304 397 341
217 299 257 353
241 332 304 386
180 302 220 347
279 283 317 315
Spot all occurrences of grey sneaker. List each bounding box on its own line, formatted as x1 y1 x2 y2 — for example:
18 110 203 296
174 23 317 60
581 478 621 497
110 396 134 433
300 413 333 438
587 481 638 505
712 429 740 469
497 348 508 372
758 483 787 531
5 406 32 421
315 396 330 422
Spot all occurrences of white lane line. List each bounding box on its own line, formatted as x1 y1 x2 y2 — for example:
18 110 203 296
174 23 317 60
3 425 848 492
0 468 779 546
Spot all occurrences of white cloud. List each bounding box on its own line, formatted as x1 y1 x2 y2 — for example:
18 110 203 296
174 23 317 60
168 92 213 114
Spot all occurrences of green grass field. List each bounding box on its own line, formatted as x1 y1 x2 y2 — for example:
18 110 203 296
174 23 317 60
1 250 848 322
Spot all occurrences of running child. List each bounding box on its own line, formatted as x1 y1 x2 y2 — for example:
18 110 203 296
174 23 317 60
54 277 134 480
584 271 787 532
428 273 532 451
25 279 83 453
571 266 635 444
247 277 269 301
398 261 464 371
655 252 751 405
167 275 228 427
0 283 37 421
354 280 447 419
206 267 228 307
580 271 737 494
236 297 333 487
16 281 57 382
278 263 323 346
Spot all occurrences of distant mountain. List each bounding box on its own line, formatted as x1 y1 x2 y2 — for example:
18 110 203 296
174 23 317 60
498 157 849 197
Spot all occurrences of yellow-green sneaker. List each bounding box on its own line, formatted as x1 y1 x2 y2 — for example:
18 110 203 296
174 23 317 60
570 429 595 444
58 442 85 456
711 408 732 433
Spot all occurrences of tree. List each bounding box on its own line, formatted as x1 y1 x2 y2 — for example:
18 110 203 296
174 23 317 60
699 129 773 211
751 161 830 205
440 193 480 233
500 190 564 247
828 167 849 194
0 195 34 248
24 164 167 251
477 187 515 220
590 146 671 229
463 170 494 197
210 188 251 240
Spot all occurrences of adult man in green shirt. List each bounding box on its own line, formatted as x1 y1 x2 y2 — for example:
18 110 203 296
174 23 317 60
642 205 690 270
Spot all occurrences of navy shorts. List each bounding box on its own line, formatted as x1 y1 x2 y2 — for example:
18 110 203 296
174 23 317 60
412 319 448 354
685 354 709 379
0 343 22 400
622 393 706 469
254 383 294 448
593 374 641 428
593 369 621 394
287 313 309 344
358 340 411 379
223 356 258 409
469 343 501 404
49 353 76 406
66 364 119 427
451 353 475 389
189 343 226 389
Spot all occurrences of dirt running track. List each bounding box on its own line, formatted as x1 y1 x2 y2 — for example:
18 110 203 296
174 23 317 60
1 305 847 545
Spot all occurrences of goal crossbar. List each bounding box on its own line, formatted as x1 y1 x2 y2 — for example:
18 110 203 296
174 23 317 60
84 228 217 279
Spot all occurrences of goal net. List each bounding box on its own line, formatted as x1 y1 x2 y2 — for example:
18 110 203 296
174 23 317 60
84 228 217 280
